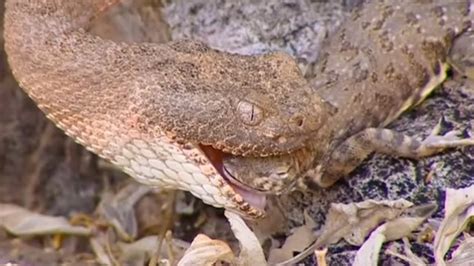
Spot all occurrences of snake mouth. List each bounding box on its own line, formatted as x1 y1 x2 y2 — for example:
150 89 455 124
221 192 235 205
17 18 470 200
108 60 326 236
199 145 267 211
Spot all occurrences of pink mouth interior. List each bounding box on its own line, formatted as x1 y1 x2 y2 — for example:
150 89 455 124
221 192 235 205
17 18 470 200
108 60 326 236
199 144 266 210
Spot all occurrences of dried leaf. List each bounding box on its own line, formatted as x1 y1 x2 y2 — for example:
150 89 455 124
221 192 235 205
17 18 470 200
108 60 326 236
275 199 418 265
434 185 474 265
317 199 413 247
268 211 316 264
177 234 234 266
0 204 90 236
118 235 189 265
447 234 474 266
98 183 152 241
225 210 267 266
177 211 266 266
90 236 114 266
119 236 162 266
385 238 426 266
384 203 437 241
354 203 436 266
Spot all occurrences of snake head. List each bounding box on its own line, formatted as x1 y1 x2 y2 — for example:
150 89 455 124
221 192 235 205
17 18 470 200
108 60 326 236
218 51 335 156
121 45 334 217
142 46 334 157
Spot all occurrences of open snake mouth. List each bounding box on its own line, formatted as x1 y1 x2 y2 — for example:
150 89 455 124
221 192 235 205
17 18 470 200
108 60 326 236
199 145 267 211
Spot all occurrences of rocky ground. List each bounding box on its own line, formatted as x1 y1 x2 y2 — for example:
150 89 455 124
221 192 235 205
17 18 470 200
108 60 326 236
0 0 472 265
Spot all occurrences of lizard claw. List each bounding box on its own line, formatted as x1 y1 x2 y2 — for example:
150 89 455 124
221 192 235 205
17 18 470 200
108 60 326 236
421 115 474 150
428 117 445 137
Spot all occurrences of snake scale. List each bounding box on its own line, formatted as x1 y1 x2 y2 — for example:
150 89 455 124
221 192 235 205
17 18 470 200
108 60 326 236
6 0 474 219
4 0 334 218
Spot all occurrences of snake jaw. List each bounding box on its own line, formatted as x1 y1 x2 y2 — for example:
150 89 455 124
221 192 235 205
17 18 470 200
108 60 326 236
198 145 267 214
221 167 267 211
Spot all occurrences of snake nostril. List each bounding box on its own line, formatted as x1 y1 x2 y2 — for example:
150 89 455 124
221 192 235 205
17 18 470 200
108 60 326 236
292 115 304 128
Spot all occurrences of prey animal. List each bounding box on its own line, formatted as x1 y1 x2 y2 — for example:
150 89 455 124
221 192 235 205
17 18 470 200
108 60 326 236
224 0 474 198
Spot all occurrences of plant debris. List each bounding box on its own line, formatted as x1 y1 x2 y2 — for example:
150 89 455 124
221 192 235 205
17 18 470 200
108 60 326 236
434 185 474 265
0 204 91 236
354 203 436 265
267 210 316 264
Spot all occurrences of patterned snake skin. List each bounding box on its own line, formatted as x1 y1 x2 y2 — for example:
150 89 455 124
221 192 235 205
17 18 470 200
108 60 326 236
4 0 332 218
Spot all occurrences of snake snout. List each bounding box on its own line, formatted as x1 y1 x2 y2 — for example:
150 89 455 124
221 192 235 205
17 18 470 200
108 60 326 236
289 113 311 133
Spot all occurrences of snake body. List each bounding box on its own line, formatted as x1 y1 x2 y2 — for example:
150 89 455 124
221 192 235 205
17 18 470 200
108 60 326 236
4 0 333 218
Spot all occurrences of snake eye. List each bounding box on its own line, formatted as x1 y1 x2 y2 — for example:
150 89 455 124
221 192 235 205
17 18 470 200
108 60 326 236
237 100 264 126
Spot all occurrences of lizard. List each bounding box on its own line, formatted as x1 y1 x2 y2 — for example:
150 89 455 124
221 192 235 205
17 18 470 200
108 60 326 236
3 0 336 219
223 0 474 196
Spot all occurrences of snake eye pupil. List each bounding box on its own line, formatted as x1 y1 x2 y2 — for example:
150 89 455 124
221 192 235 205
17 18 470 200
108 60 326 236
237 100 264 126
250 105 255 122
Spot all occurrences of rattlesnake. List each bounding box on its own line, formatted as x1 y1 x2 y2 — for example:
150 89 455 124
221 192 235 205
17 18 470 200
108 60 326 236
4 0 328 218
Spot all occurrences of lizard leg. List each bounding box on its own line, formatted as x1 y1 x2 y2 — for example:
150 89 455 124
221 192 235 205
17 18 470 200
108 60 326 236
449 28 474 80
308 119 474 188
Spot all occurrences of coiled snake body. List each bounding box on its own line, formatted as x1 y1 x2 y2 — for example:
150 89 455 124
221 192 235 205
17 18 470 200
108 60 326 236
4 0 329 218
